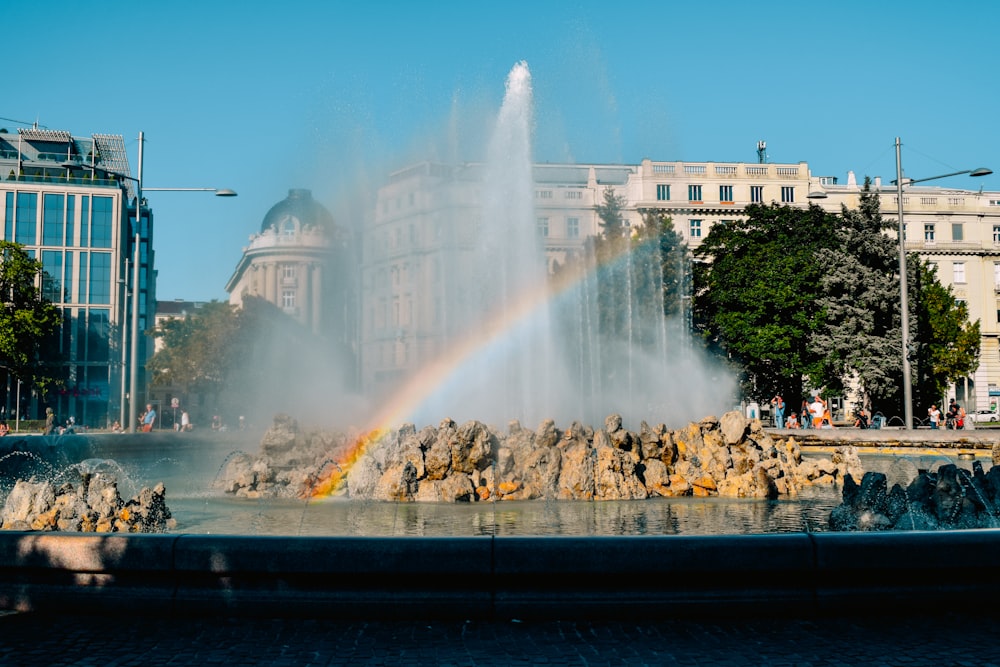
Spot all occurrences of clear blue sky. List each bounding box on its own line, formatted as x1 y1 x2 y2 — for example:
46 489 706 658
7 0 1000 301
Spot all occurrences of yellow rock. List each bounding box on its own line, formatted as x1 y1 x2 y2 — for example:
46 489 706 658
694 476 717 491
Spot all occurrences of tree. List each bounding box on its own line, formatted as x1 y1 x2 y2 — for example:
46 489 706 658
811 180 901 411
693 203 841 403
147 300 241 405
147 296 351 425
910 260 980 411
0 241 62 394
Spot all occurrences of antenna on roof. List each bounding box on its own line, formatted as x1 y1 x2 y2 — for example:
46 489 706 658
757 140 767 164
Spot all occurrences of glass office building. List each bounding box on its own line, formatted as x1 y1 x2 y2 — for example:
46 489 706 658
0 126 154 428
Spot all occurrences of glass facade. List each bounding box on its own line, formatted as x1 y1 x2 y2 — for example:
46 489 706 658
0 168 136 428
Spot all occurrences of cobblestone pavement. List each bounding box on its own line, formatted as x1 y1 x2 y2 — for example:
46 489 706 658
1 611 998 666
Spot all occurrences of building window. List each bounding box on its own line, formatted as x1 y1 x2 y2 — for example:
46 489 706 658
656 184 670 201
537 217 549 237
282 290 296 309
88 252 111 305
41 250 63 302
535 190 552 199
689 219 702 238
995 263 1000 290
924 223 935 242
688 185 702 202
750 186 763 203
953 262 966 284
719 185 733 203
952 223 964 241
567 217 579 239
43 193 65 246
993 225 1000 243
780 186 794 203
15 192 38 245
565 190 582 199
283 265 296 280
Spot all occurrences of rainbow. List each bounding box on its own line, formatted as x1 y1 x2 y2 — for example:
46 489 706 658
306 235 666 497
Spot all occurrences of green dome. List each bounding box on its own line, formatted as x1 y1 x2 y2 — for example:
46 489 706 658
260 189 337 234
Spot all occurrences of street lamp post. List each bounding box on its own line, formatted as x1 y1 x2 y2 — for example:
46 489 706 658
122 132 237 432
893 137 991 429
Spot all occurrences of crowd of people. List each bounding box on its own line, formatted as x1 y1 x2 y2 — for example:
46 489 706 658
928 398 967 429
765 394 836 430
758 393 970 430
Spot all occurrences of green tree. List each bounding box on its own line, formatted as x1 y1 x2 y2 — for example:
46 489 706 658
147 300 241 405
148 296 350 424
693 203 841 402
0 241 62 394
811 180 901 410
910 260 980 411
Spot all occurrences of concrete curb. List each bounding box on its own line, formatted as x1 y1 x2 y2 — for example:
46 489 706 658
1 530 999 619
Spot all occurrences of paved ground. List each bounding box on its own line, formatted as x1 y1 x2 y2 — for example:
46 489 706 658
1 611 998 666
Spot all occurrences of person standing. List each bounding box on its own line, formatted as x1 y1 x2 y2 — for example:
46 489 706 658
180 410 191 432
44 408 56 435
928 404 941 429
770 395 786 429
141 404 157 432
809 396 826 429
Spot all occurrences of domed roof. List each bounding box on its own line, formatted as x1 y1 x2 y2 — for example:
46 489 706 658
260 189 337 234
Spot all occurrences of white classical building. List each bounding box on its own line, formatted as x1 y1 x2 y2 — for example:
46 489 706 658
362 158 1000 414
226 188 350 337
813 172 1000 413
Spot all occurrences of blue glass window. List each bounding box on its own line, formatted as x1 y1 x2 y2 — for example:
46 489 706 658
87 309 110 362
90 196 113 248
43 193 65 245
41 250 63 302
66 195 75 246
77 251 88 303
4 192 12 239
88 253 111 305
15 192 37 245
79 196 90 247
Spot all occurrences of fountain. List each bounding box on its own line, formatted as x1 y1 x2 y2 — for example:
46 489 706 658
3 62 1000 619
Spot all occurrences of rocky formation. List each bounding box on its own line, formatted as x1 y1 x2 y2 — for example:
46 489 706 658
0 473 173 533
216 411 862 502
829 461 1000 530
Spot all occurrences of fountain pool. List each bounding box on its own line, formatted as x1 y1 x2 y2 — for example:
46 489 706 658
1 432 990 537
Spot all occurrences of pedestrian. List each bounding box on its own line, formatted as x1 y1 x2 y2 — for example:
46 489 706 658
141 404 157 432
181 410 191 431
770 395 785 429
928 404 941 429
809 396 826 429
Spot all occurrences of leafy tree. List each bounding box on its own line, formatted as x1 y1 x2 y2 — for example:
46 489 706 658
693 203 841 403
811 180 901 411
148 296 351 424
0 241 62 394
146 300 240 404
910 260 980 411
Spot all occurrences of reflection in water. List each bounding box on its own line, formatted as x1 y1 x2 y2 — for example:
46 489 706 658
165 485 842 537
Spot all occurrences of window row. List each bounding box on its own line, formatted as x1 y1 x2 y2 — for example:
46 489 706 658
2 192 116 248
536 217 580 238
40 250 114 305
654 184 794 204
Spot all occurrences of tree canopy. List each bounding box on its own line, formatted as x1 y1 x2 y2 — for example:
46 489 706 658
0 241 62 393
692 189 980 417
693 202 839 402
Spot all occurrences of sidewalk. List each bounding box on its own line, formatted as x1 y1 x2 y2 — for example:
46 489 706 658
2 611 998 666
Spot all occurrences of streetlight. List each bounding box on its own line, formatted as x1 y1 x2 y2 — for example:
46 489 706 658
892 137 991 429
86 133 237 432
